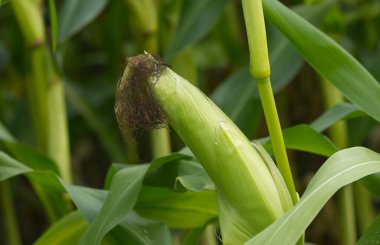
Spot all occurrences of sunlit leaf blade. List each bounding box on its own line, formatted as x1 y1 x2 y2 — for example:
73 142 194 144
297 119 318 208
357 215 380 245
58 0 109 43
261 124 338 157
79 164 149 245
310 103 366 132
263 0 380 122
246 147 380 245
164 0 228 59
135 186 217 228
35 211 87 245
0 152 31 181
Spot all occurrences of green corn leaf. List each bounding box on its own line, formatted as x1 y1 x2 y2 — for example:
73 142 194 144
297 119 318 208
361 172 380 197
62 183 172 245
310 103 366 132
348 117 378 146
246 147 380 245
357 215 380 245
0 121 59 173
263 0 380 122
58 0 109 43
1 141 59 173
164 0 228 59
104 153 190 190
0 151 70 219
174 159 215 192
0 151 172 244
79 164 149 245
107 154 213 193
35 188 172 245
261 124 339 157
0 152 31 181
0 121 14 142
143 154 194 188
211 1 331 137
135 186 217 228
75 154 184 244
35 212 87 245
62 184 107 221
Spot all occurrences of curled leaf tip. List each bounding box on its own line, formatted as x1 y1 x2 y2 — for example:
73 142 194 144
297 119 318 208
114 54 170 135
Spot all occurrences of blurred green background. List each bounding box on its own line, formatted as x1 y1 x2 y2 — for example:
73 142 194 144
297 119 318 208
0 0 379 244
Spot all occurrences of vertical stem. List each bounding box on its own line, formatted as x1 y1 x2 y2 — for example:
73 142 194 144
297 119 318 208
29 47 49 153
150 128 171 158
241 0 298 204
0 182 22 245
256 78 298 204
11 0 72 183
200 224 217 245
354 182 373 233
336 185 356 245
47 76 72 183
320 77 356 245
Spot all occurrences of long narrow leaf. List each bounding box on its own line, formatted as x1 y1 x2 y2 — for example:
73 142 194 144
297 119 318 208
135 186 217 228
357 215 380 245
246 147 380 245
63 184 172 245
263 0 380 122
58 0 109 43
260 124 338 157
74 154 188 243
212 1 331 136
362 172 380 197
79 164 149 245
35 211 87 245
165 0 228 59
310 103 365 132
0 152 31 181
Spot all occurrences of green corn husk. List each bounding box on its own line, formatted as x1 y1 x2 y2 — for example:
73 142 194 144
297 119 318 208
117 54 292 244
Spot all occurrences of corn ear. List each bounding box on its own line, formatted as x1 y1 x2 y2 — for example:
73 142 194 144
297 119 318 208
117 54 291 243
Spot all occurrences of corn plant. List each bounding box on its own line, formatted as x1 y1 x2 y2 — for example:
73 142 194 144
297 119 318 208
0 0 380 244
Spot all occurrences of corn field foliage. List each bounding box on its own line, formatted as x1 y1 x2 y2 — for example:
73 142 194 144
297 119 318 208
0 0 379 244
